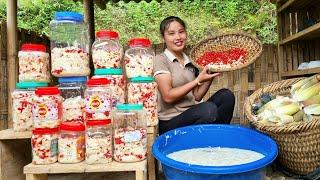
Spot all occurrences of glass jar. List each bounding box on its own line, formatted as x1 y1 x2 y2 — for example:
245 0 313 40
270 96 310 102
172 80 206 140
58 76 87 122
31 127 59 165
86 120 113 164
58 122 85 163
124 38 154 78
112 104 147 162
18 43 50 82
92 68 125 108
12 82 48 132
49 11 90 77
92 30 123 69
84 78 112 121
128 77 158 126
33 87 62 128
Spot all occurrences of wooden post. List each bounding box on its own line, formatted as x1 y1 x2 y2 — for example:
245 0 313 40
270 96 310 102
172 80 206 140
6 0 18 128
83 0 95 49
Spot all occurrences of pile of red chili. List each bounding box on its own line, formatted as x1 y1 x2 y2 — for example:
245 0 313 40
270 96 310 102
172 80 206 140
196 48 247 67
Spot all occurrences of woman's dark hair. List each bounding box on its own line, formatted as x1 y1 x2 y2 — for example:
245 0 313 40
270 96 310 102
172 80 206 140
160 16 186 37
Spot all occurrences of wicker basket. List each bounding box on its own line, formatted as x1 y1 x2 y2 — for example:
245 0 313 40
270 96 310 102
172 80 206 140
244 78 320 175
190 32 263 72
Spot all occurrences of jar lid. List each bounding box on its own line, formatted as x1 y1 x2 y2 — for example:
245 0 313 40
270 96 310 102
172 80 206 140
86 78 110 86
94 68 123 75
54 11 83 22
96 30 119 39
128 38 151 48
116 104 143 111
16 82 48 89
60 122 85 132
58 76 87 83
86 119 111 126
32 127 59 135
35 87 60 95
21 43 46 52
129 77 154 83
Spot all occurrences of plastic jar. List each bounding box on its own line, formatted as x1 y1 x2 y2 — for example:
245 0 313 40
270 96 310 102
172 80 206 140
18 43 50 82
124 38 154 78
92 30 123 69
112 104 147 162
58 76 87 122
33 87 62 128
86 120 113 164
11 82 48 131
49 11 90 77
127 77 158 126
84 78 112 121
58 122 85 163
92 68 125 108
31 127 59 165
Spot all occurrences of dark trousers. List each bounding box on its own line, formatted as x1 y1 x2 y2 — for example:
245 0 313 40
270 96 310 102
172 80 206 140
159 88 235 135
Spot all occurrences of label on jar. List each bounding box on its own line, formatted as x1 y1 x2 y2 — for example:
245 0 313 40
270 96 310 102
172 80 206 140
33 103 58 120
85 95 111 113
123 130 142 143
50 138 58 157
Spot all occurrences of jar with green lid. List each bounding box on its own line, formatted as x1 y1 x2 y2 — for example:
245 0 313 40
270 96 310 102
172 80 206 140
127 77 158 126
58 76 87 122
12 82 48 131
112 104 147 162
92 68 125 108
49 11 90 77
92 30 123 69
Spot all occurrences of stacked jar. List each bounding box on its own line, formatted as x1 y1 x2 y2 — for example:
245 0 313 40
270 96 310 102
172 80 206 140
12 82 48 131
85 120 113 164
58 122 85 163
128 77 158 126
92 68 125 108
31 127 58 164
33 87 62 128
112 104 147 162
124 38 154 78
84 78 112 121
58 76 87 123
49 11 90 77
92 30 123 69
18 43 50 82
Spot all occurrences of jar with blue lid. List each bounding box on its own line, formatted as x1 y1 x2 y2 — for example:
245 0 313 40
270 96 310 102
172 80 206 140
112 104 147 162
92 68 125 108
11 82 48 131
58 76 87 122
127 77 158 126
49 11 90 77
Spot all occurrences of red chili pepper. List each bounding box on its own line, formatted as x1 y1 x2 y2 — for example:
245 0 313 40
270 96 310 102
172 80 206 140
196 48 247 66
114 137 123 144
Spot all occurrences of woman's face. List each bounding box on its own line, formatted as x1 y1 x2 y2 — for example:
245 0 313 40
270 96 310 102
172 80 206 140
163 21 187 53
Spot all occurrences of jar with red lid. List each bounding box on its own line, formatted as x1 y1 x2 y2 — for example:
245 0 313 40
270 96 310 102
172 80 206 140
31 127 59 164
33 87 62 128
128 77 158 126
58 122 85 163
92 30 123 69
85 119 112 164
124 38 154 78
18 43 50 82
84 78 112 121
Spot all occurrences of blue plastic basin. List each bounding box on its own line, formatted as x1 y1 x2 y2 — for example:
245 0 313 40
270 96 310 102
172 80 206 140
152 124 278 180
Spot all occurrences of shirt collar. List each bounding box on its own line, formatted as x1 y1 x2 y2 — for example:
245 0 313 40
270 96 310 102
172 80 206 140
164 48 191 67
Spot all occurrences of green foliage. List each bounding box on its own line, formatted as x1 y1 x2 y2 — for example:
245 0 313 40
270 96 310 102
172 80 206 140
0 0 277 44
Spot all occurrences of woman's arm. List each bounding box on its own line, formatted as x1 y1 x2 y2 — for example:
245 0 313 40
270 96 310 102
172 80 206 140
154 73 199 104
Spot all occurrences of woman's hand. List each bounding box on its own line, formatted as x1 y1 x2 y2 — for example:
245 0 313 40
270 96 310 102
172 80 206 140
196 66 221 84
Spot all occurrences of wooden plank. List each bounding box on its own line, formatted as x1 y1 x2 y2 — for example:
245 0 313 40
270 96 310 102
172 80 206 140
292 42 298 70
239 68 248 121
281 67 320 77
267 46 274 83
0 129 31 140
254 56 261 89
315 40 320 60
147 126 157 180
26 174 47 180
277 0 295 13
309 40 315 61
24 161 147 174
280 22 320 44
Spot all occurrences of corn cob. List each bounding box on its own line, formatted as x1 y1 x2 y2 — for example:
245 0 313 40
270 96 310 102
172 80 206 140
290 76 316 94
275 114 294 125
292 82 320 102
257 96 292 114
292 110 304 122
275 102 300 115
301 94 320 107
304 104 320 115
